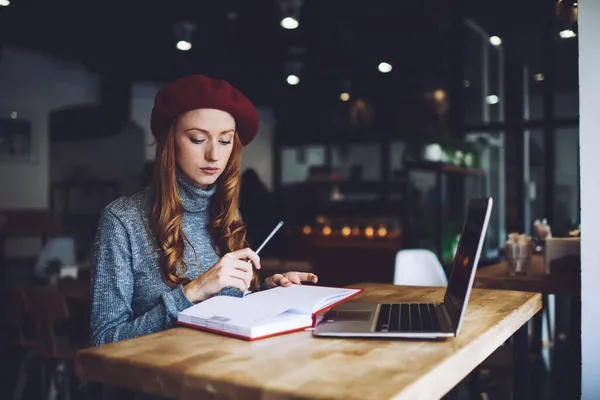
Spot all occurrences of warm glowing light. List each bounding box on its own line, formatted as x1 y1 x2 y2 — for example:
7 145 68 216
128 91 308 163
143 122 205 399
322 226 332 236
340 92 350 102
316 216 326 224
433 89 446 102
302 226 312 235
377 226 388 237
533 73 545 82
341 226 351 237
352 226 361 236
365 226 375 237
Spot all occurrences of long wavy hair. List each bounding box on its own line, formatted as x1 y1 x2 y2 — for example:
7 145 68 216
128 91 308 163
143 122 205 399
150 123 260 292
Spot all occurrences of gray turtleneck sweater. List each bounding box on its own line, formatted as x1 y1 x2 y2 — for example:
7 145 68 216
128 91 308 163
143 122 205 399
90 174 243 347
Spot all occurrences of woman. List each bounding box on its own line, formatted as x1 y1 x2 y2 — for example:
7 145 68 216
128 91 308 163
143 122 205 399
90 74 317 347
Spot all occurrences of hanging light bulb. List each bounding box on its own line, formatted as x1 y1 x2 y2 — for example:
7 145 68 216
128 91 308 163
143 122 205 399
174 21 196 51
287 74 300 85
277 0 304 30
281 17 299 29
378 62 392 73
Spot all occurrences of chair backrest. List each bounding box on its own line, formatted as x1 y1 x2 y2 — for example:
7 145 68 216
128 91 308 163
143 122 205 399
34 236 76 277
393 249 448 287
3 286 34 347
23 287 70 357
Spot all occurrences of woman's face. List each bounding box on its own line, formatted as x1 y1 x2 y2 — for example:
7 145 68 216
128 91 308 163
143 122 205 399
174 108 236 189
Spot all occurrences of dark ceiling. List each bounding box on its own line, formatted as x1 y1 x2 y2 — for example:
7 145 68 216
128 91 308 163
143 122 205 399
0 0 578 114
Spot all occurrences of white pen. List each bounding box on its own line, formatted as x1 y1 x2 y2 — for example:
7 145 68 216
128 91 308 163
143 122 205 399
254 220 284 256
244 221 284 296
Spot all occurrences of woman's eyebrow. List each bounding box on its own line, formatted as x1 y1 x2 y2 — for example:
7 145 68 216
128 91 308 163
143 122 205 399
184 128 234 134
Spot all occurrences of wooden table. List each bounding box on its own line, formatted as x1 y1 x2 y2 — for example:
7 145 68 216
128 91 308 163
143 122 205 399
75 283 541 400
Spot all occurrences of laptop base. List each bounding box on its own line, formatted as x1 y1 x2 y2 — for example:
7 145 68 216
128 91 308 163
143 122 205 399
313 301 456 339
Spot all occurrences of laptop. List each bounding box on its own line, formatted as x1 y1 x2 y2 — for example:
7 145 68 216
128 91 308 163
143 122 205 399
313 197 493 339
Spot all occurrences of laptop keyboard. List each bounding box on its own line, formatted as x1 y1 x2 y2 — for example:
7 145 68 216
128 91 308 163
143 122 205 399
375 303 441 333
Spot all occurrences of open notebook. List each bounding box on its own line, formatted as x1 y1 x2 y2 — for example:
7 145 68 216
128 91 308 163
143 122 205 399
177 285 363 340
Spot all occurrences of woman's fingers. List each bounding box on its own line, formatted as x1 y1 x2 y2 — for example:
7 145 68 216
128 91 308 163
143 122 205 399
266 273 290 288
230 259 253 274
286 272 302 284
284 272 318 284
279 274 292 287
226 268 252 291
228 248 261 270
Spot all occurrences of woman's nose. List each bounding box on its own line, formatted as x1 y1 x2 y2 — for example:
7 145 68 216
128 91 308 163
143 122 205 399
205 141 218 161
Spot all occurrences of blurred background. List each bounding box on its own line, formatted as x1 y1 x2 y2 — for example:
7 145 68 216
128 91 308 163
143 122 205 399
0 0 580 399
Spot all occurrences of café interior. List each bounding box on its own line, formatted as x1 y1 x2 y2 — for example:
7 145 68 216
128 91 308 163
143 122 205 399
0 0 595 399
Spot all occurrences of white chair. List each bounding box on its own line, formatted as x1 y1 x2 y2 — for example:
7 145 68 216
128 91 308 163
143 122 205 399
393 249 448 287
33 236 77 281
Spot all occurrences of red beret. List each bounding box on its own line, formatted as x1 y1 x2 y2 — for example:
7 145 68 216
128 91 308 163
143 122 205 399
150 74 259 146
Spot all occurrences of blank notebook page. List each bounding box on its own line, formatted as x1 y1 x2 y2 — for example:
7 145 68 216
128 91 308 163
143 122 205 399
242 285 359 314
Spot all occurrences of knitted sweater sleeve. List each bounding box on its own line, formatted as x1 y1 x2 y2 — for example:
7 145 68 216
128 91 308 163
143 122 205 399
90 208 193 346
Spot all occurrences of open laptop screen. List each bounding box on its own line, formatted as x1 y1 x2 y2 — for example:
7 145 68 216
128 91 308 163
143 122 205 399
444 198 492 328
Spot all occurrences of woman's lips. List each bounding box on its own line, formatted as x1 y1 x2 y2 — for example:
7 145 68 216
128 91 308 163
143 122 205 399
200 167 219 175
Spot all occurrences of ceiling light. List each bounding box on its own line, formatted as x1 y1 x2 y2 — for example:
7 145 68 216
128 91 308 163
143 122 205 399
340 92 350 102
277 0 303 29
287 74 300 85
489 36 502 46
174 21 196 51
176 41 192 51
533 73 545 82
378 62 392 73
486 95 499 105
0 0 10 6
281 17 299 29
559 29 577 39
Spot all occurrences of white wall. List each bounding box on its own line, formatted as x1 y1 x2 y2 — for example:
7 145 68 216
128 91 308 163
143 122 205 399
51 121 146 196
0 45 99 209
131 81 163 161
579 1 600 398
240 107 275 190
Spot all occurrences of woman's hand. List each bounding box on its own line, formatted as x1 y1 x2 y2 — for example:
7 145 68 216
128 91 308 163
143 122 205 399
183 248 261 303
262 272 318 290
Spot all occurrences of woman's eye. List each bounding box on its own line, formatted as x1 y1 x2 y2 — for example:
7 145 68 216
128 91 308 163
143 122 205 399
190 138 205 144
219 141 232 145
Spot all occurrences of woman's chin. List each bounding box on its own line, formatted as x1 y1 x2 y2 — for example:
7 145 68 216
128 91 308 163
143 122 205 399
193 176 218 189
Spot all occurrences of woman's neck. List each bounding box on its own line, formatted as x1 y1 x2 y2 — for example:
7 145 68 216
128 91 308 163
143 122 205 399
175 172 216 213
